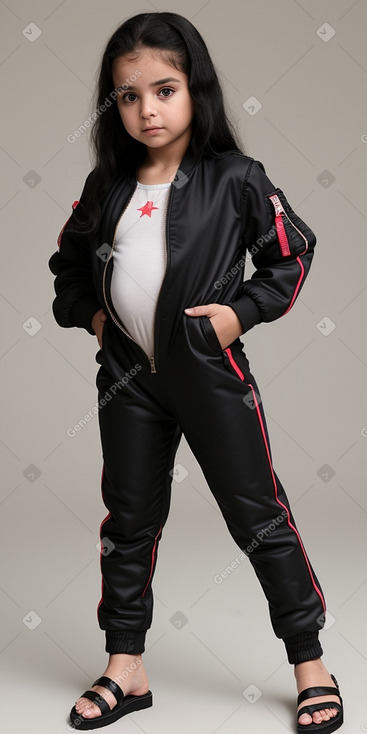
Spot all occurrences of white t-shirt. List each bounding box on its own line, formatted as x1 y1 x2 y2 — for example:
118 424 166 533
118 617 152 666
110 181 171 358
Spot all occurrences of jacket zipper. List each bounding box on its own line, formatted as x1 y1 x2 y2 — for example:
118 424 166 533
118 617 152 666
268 193 309 256
150 184 171 373
102 181 172 374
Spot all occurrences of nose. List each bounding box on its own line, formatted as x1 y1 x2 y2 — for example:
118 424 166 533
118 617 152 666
139 93 158 120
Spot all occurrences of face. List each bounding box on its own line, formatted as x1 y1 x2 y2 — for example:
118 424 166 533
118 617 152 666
111 48 195 153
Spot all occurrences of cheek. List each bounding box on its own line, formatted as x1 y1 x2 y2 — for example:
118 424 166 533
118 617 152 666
117 105 133 127
182 95 194 121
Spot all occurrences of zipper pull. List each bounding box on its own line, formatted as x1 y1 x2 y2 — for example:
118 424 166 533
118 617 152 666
269 193 284 217
268 193 291 257
149 356 157 373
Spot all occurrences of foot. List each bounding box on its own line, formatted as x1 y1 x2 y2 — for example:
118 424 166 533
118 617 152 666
294 658 340 727
74 653 149 720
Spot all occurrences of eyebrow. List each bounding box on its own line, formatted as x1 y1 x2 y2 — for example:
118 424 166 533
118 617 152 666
120 77 181 91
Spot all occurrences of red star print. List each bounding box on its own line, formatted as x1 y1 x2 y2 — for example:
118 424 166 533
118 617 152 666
137 201 159 218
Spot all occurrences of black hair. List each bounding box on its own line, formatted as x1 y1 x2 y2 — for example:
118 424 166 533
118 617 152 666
79 11 246 233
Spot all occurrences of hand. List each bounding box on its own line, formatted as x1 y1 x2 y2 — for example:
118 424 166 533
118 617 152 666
91 308 107 348
184 304 243 350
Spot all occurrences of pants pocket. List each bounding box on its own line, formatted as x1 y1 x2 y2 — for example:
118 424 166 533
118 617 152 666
222 343 252 383
199 315 223 354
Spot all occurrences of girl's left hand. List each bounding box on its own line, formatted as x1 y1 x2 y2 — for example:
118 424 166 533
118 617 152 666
184 304 243 350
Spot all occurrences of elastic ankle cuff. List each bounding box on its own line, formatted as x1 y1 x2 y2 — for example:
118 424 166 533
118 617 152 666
283 630 323 664
105 630 146 654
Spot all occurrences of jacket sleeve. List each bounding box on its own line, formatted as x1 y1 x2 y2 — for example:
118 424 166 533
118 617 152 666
227 158 317 335
48 171 102 335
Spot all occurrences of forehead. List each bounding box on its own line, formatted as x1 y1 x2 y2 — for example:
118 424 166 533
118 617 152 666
111 49 180 79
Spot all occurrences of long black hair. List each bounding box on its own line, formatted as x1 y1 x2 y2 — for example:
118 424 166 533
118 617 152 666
79 11 246 233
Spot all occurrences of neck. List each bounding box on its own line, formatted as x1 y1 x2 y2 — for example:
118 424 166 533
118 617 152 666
142 126 193 172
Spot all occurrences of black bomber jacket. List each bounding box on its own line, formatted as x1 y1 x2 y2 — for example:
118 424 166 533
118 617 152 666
48 140 317 373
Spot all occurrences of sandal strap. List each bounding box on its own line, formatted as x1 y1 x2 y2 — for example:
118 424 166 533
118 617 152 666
92 675 125 706
298 701 343 718
79 689 111 716
297 684 340 706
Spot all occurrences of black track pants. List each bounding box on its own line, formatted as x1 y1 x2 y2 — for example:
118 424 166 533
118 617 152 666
95 314 326 664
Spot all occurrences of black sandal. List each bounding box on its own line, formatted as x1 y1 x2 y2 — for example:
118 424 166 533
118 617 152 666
69 675 153 730
296 673 343 733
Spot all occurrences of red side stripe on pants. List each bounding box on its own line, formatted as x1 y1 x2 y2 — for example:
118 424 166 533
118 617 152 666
96 462 163 608
224 347 326 614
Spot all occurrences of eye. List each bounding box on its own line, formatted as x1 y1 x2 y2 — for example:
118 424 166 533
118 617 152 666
120 92 137 103
119 87 175 103
158 87 174 98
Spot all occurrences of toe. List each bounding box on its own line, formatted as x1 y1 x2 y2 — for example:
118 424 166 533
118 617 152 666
81 703 99 719
75 697 89 712
73 685 117 720
82 708 96 718
311 712 323 724
314 709 330 722
74 698 100 719
331 708 339 718
298 705 339 725
298 712 313 724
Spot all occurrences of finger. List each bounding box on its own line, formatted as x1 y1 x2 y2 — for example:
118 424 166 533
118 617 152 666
185 306 208 315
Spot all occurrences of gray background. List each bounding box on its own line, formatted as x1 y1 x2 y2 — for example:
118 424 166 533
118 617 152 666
1 0 366 731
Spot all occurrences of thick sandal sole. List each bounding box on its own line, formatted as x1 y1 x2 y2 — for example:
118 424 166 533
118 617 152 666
297 709 343 734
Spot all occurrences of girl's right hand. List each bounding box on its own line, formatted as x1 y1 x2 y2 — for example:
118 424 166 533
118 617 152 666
91 308 107 348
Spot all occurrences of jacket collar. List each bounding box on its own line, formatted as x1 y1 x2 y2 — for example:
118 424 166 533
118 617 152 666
100 134 207 232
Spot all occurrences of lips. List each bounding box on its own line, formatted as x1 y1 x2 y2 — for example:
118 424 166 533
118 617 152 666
142 127 161 131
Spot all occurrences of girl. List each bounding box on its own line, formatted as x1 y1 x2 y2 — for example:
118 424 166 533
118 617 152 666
48 11 343 733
